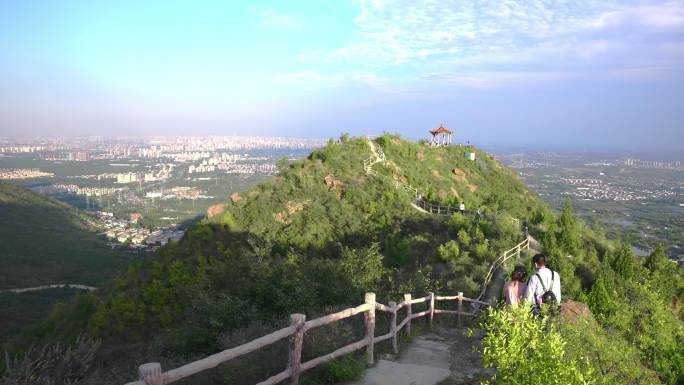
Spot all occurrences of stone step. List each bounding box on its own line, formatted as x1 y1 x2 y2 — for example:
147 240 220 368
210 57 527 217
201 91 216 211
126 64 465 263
348 359 451 385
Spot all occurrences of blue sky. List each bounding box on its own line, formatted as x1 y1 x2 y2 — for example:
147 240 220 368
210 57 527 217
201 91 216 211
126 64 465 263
0 0 683 152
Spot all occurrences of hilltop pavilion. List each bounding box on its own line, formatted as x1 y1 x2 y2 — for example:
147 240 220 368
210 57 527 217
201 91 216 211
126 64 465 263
429 125 452 146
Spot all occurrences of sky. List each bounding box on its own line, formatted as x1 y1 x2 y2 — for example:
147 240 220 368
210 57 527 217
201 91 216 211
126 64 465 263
0 0 683 153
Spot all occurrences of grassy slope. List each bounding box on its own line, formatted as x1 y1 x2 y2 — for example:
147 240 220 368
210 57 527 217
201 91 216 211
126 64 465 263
0 182 133 289
211 136 544 259
0 182 135 342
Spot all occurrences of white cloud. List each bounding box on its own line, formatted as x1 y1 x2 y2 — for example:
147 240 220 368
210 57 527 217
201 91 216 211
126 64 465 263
297 0 684 88
250 7 299 30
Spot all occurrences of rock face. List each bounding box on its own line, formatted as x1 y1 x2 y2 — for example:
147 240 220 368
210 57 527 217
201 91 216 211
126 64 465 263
230 192 241 203
285 200 306 214
451 168 467 181
324 174 343 189
206 204 227 219
560 300 592 324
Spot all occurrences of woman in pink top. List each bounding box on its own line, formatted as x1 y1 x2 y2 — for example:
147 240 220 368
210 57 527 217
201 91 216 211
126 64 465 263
504 265 528 307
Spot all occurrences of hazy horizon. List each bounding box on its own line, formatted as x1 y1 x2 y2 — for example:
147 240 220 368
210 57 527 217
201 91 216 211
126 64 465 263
1 1 683 152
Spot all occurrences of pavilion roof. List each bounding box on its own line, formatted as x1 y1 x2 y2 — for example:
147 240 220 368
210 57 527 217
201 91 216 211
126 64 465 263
429 125 452 135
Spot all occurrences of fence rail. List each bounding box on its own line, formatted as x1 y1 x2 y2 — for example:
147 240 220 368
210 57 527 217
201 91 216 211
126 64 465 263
475 237 530 302
125 291 485 385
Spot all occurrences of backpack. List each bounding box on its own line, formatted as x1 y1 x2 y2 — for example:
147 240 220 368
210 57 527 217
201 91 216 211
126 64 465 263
535 271 557 304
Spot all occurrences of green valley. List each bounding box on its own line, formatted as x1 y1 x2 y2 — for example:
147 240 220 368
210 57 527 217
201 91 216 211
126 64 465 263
0 182 136 340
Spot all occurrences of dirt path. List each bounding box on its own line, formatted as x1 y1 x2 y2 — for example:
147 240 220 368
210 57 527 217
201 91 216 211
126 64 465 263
0 283 97 294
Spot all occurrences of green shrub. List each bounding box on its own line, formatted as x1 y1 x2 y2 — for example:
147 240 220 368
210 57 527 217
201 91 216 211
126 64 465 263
560 315 662 384
479 306 594 385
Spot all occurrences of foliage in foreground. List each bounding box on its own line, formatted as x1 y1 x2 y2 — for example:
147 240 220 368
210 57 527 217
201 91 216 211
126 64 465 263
480 305 667 385
479 306 593 385
1 334 100 385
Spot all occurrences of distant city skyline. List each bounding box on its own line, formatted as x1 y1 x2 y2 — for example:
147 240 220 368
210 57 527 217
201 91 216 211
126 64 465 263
1 1 683 153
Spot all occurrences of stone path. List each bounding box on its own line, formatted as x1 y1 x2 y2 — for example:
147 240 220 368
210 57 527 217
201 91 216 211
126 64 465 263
348 328 493 385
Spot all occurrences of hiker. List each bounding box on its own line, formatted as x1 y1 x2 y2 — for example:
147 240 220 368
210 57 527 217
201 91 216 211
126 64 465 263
504 265 527 307
459 202 465 212
524 253 561 313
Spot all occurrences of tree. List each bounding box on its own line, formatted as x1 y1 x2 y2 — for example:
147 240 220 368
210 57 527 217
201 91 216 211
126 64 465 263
557 199 580 255
610 242 636 280
437 240 460 262
645 243 669 273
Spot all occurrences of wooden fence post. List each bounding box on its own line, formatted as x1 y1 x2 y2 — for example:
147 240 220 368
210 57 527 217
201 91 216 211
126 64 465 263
404 294 412 336
288 313 306 385
389 301 398 354
457 292 464 328
139 363 163 385
429 292 435 329
365 292 376 366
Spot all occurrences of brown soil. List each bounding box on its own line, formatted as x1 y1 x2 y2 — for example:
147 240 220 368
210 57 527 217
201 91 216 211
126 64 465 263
324 174 343 189
560 300 593 325
206 204 227 218
286 200 307 214
274 211 290 224
451 168 467 181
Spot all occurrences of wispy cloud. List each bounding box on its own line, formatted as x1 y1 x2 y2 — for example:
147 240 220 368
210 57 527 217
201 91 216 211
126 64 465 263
296 0 684 88
250 7 299 30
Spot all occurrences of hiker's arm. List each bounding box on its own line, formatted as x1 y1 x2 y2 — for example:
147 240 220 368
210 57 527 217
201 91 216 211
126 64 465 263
554 274 561 303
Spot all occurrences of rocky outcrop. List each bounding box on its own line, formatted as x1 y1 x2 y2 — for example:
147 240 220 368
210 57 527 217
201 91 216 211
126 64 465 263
324 174 343 189
207 204 227 218
560 300 592 324
451 168 466 181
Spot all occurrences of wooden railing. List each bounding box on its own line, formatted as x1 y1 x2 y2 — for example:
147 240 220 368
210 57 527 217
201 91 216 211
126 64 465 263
475 237 530 303
125 291 489 385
